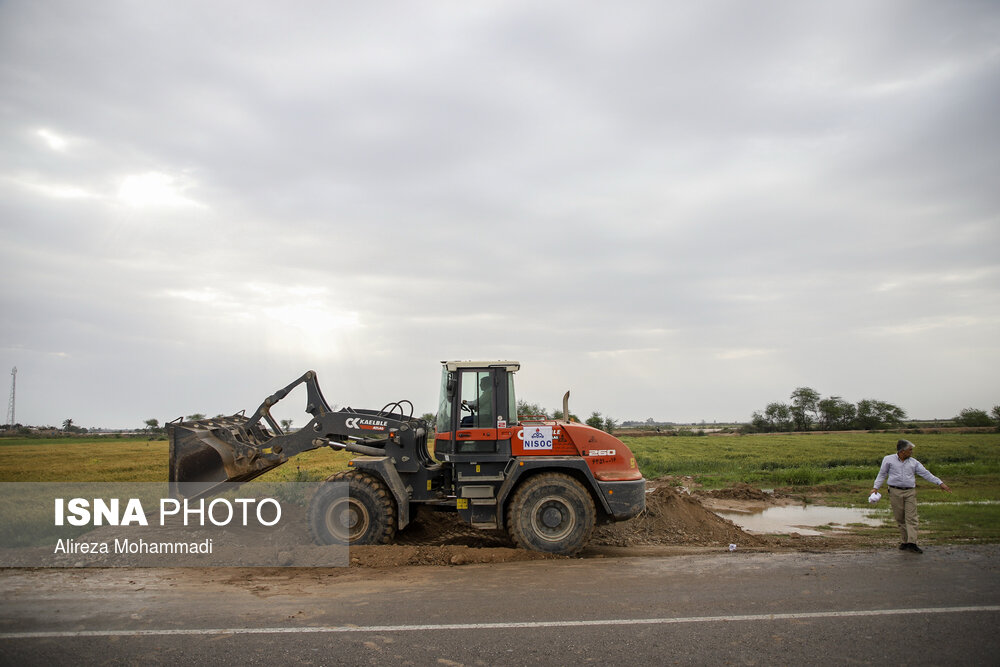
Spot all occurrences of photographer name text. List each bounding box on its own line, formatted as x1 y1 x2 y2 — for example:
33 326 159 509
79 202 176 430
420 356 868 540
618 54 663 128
54 538 214 554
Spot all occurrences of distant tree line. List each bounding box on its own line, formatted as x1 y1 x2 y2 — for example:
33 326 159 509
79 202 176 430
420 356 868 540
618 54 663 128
61 418 88 434
748 388 1000 433
748 387 908 432
954 406 1000 428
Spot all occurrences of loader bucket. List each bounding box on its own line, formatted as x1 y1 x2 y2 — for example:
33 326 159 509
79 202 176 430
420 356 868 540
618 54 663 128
168 415 286 499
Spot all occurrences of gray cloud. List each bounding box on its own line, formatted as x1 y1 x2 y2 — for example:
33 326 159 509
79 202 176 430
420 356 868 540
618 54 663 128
1 1 998 428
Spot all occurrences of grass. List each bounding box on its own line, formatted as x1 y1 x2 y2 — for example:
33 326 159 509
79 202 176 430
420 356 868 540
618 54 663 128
913 503 1000 543
622 431 1000 543
0 438 355 483
0 439 169 482
623 431 1000 495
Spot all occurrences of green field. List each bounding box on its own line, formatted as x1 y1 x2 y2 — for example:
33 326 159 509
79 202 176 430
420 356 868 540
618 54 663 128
622 431 1000 544
0 438 355 483
622 431 1000 497
1 431 997 543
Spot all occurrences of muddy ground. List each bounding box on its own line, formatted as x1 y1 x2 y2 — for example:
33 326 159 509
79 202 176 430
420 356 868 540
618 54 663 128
3 479 881 569
347 479 878 568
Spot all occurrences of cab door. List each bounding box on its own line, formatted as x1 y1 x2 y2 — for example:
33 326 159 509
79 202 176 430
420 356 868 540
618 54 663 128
454 368 500 456
436 367 514 462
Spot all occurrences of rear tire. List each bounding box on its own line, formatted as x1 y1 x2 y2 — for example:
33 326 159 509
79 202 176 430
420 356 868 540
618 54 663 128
308 470 397 545
506 473 595 555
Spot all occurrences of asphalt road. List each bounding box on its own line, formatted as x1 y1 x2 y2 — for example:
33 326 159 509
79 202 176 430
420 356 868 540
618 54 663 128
1 545 998 665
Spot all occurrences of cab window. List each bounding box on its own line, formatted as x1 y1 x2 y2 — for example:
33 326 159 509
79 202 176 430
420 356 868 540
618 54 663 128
460 370 493 428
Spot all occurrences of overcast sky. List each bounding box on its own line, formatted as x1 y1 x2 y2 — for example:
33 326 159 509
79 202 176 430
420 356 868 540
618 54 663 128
1 1 998 429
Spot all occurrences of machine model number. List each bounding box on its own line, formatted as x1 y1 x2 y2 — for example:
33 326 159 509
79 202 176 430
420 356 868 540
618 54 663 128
585 449 616 456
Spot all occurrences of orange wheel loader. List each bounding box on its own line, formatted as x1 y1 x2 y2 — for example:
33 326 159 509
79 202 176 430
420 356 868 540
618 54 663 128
167 361 645 555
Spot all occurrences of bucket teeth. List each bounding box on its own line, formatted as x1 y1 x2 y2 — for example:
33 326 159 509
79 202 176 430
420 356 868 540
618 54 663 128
168 415 284 498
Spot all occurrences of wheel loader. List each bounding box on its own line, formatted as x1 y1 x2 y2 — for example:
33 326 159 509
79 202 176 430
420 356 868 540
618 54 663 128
167 361 645 554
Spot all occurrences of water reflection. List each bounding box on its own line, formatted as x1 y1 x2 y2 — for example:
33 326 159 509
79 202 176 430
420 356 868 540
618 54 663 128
714 505 885 536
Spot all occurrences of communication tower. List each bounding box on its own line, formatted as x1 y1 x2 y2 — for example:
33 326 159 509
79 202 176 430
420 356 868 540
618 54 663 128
6 367 15 427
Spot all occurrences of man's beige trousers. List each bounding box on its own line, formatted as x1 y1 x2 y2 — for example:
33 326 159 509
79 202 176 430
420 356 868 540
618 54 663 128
889 486 918 544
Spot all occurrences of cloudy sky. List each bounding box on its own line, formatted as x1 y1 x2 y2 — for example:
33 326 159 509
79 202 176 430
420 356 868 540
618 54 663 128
1 1 998 429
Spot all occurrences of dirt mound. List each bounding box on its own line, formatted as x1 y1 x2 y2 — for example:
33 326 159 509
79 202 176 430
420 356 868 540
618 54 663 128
395 507 512 548
699 483 772 502
591 486 763 547
392 487 760 553
333 486 763 565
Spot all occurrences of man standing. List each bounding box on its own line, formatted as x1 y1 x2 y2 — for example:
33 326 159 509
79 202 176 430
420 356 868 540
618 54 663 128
872 439 952 553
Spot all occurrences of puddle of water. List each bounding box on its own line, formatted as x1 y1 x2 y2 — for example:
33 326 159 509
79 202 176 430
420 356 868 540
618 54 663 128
715 505 885 536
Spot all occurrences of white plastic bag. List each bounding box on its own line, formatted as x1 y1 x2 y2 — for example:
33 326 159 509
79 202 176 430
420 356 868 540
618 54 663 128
868 492 882 504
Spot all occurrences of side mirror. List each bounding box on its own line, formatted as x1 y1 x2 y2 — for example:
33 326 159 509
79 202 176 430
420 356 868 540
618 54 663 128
446 372 456 399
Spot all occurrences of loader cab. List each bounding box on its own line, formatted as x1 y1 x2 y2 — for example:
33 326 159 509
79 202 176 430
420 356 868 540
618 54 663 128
435 360 519 462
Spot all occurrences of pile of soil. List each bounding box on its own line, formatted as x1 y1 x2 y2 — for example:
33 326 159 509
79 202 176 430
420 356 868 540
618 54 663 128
395 507 512 548
391 485 761 553
591 486 764 547
698 483 773 502
387 485 764 556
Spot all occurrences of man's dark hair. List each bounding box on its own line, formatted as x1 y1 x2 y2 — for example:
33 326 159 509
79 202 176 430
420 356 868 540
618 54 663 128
897 439 915 452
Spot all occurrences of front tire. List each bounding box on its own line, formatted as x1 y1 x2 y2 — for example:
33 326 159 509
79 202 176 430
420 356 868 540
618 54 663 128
506 473 595 555
308 470 397 545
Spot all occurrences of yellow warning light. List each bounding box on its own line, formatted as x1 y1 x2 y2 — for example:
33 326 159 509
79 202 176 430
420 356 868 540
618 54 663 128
608 489 614 494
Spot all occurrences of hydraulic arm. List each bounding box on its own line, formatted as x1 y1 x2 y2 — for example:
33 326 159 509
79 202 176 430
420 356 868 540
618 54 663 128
167 371 428 498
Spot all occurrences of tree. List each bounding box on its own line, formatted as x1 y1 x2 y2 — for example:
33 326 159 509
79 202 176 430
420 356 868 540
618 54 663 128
750 389 909 432
603 416 618 434
62 418 74 432
790 387 820 431
186 413 205 421
763 402 793 432
279 419 294 432
856 399 906 430
817 397 856 430
992 405 1000 424
955 408 993 427
144 418 159 432
586 411 604 430
517 400 548 420
750 411 770 433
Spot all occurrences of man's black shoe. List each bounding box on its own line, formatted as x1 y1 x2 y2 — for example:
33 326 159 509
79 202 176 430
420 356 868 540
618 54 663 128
899 543 907 550
909 543 924 554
